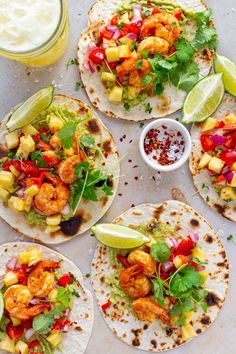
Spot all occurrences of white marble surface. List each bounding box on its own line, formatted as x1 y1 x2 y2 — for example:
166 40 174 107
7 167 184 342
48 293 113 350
0 1 235 353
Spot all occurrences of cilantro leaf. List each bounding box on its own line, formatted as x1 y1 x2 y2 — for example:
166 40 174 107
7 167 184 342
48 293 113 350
136 59 143 69
152 278 165 306
150 242 171 263
175 37 195 63
177 62 200 91
32 305 65 335
144 103 152 114
140 50 149 58
101 181 113 196
141 75 152 85
58 122 77 148
31 150 47 168
192 10 218 50
80 134 95 148
56 286 72 308
170 266 202 297
75 162 90 179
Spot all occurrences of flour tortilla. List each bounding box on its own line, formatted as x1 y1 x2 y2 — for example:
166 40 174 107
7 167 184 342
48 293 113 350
0 94 120 244
0 242 94 354
77 0 214 121
190 93 236 222
91 201 229 352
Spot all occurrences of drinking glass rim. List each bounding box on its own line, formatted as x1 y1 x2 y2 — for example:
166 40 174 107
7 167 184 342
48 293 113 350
0 0 65 55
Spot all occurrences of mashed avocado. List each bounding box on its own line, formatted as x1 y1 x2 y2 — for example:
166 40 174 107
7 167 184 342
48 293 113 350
130 221 179 242
25 210 46 226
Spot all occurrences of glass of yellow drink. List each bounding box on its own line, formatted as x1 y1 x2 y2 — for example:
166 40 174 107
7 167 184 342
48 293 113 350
0 0 69 67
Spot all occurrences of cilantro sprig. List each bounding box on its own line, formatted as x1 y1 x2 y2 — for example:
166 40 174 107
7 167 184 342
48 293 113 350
58 122 78 149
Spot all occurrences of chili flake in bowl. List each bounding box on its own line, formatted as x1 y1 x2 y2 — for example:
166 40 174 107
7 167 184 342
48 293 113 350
139 119 192 172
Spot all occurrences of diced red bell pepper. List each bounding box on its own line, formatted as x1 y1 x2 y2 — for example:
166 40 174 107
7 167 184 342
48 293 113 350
89 48 106 64
14 264 27 285
117 254 130 268
21 161 40 177
175 236 195 256
215 174 226 183
152 8 161 14
100 28 114 40
6 323 24 340
108 61 119 70
174 9 182 20
37 141 50 151
111 15 119 26
215 121 225 129
101 301 111 312
22 318 33 329
52 317 64 331
224 132 236 149
32 134 41 142
219 150 236 166
3 160 22 172
168 45 176 55
188 261 200 270
160 272 169 280
200 134 216 152
120 23 140 37
57 274 72 287
28 340 41 349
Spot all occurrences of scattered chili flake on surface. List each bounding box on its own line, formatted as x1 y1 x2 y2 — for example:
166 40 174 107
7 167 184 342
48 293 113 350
101 301 112 312
118 193 123 196
119 138 123 142
131 203 135 207
152 176 156 181
133 165 138 168
128 159 132 163
124 182 128 185
129 140 133 144
134 176 139 180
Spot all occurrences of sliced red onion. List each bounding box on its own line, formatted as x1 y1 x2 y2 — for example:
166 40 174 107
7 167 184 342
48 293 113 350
6 257 18 270
25 328 36 340
131 4 142 24
87 42 97 52
61 204 70 216
225 171 234 184
88 60 95 73
106 25 118 33
161 261 173 272
211 134 227 146
32 206 48 217
64 308 70 317
169 253 175 261
165 237 174 249
222 165 231 174
18 172 26 181
126 33 138 40
113 29 121 40
189 233 199 242
29 298 40 305
15 188 25 198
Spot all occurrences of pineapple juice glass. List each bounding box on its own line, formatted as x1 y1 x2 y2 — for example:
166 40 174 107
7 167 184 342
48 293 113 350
0 0 69 67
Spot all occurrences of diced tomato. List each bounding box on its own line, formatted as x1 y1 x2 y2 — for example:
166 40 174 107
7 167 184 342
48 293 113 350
100 28 114 40
117 254 130 268
216 121 225 129
120 23 140 37
188 261 199 270
175 236 195 256
216 174 226 183
108 61 119 70
14 265 27 285
6 323 24 340
200 134 216 152
160 272 169 280
21 161 40 177
57 274 72 287
28 340 40 349
152 7 161 14
3 160 22 172
174 9 182 20
89 48 106 64
32 134 41 142
219 150 236 166
224 132 236 149
111 14 119 26
37 141 50 151
101 301 111 312
52 317 64 331
168 45 176 55
22 318 33 329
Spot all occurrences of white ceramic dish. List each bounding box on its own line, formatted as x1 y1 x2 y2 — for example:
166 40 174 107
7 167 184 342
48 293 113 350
139 118 192 172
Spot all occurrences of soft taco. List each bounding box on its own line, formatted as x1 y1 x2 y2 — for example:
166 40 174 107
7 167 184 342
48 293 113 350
0 91 119 244
0 242 93 354
91 201 229 352
190 93 236 222
78 0 217 121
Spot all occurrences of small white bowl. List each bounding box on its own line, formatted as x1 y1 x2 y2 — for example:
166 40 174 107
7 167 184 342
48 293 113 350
139 118 192 172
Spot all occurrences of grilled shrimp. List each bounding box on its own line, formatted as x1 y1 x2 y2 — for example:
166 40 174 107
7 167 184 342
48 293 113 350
119 264 151 298
28 260 60 298
4 285 49 320
140 12 180 45
138 36 169 55
50 132 62 149
42 150 61 167
117 55 151 87
133 297 170 324
58 152 86 184
127 250 156 277
34 174 69 216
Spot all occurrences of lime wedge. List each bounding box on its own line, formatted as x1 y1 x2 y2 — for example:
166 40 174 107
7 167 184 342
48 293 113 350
214 53 236 96
6 86 54 132
0 292 4 321
91 223 150 249
182 73 224 124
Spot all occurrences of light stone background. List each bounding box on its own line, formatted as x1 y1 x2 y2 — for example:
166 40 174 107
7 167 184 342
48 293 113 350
0 1 235 353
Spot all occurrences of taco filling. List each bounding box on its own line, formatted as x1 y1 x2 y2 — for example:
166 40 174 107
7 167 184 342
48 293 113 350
83 0 217 112
0 246 83 353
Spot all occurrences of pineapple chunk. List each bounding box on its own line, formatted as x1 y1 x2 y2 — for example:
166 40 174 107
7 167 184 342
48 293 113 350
105 47 119 63
119 36 133 50
101 72 115 82
185 311 195 323
102 39 117 47
192 247 206 262
120 12 130 24
0 336 16 353
118 44 131 58
20 135 35 153
9 165 20 177
18 247 42 266
25 184 39 197
10 317 21 326
229 173 236 187
223 113 236 125
181 323 197 341
4 271 18 287
16 146 29 160
46 214 61 226
232 162 236 172
21 124 39 136
199 270 208 284
173 255 183 269
200 118 218 132
48 115 64 133
128 86 140 99
108 86 123 103
0 186 10 202
64 147 75 157
198 153 212 169
48 288 58 302
15 341 29 354
0 171 15 189
5 131 19 149
47 331 62 347
45 225 61 234
8 196 25 212
208 157 224 174
220 186 236 201
24 195 33 212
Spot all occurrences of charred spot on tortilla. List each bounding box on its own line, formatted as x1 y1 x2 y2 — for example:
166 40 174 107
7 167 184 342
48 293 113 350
132 338 140 347
151 339 157 348
166 328 173 336
196 328 202 334
60 215 84 236
87 119 100 134
100 196 108 207
143 324 148 330
190 218 199 227
205 234 213 243
206 292 220 307
213 203 227 215
103 139 112 153
89 87 95 94
219 250 227 259
0 143 8 158
200 315 211 325
153 205 165 219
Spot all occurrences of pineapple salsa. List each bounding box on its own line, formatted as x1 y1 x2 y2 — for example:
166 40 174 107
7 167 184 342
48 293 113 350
0 246 80 354
84 0 217 111
197 114 236 201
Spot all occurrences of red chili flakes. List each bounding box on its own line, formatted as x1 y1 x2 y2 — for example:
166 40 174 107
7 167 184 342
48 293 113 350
133 165 138 168
102 162 106 166
134 176 138 180
123 135 126 139
97 143 101 147
118 193 122 196
131 203 135 207
124 182 128 185
119 137 123 142
128 159 132 163
152 176 156 181
104 152 108 158
129 139 133 144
